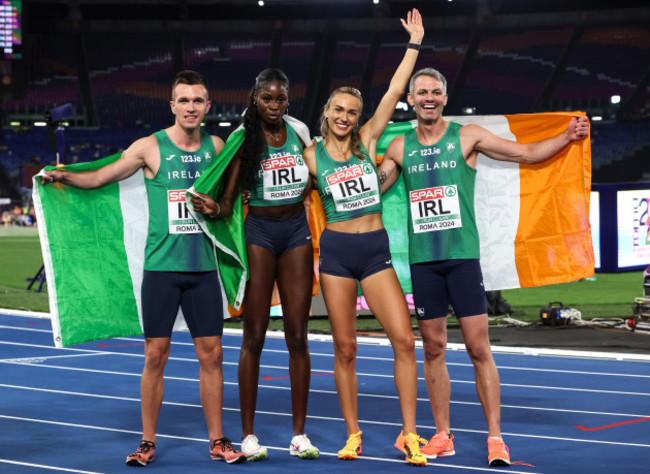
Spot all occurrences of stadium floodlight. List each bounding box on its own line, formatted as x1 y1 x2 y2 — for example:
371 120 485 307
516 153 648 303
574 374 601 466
219 122 232 127
610 95 621 104
258 0 264 6
34 121 47 127
592 116 603 121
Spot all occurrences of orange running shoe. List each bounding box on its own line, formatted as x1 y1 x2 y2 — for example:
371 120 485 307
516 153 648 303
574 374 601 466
487 437 511 467
421 432 455 459
125 440 155 466
210 437 247 464
338 431 362 460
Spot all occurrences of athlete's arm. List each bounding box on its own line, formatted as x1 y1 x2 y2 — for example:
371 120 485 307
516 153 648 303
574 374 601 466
359 9 423 159
461 116 590 167
41 135 155 188
302 143 318 180
378 135 405 193
298 138 314 200
211 135 225 155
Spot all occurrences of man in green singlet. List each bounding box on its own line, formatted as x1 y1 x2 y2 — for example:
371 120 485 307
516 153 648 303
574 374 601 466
41 70 246 466
379 68 590 467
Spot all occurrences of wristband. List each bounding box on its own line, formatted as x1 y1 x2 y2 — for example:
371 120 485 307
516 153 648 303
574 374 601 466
209 202 221 219
407 42 421 51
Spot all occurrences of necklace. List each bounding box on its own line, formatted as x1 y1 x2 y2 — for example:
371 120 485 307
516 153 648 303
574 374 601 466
264 129 282 143
328 139 349 158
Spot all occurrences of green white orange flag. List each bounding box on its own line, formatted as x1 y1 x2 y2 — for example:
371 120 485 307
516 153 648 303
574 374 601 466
377 112 594 292
33 112 592 347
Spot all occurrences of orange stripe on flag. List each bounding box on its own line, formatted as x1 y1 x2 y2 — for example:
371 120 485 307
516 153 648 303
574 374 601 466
506 112 594 288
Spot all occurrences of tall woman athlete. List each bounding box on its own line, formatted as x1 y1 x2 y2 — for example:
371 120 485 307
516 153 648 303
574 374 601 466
197 69 318 461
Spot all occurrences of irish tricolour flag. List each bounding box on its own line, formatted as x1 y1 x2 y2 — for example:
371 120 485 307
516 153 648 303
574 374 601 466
378 112 594 292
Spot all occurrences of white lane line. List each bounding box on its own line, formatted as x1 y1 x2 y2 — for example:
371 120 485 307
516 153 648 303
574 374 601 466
2 342 649 399
3 338 650 387
3 317 650 362
0 382 650 436
1 353 107 364
0 416 535 472
2 408 648 453
0 325 52 333
0 459 103 473
4 325 650 377
3 361 649 421
0 309 50 318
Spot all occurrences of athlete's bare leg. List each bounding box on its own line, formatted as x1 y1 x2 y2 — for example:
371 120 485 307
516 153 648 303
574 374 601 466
459 314 502 438
361 269 418 435
321 273 360 435
140 337 171 443
194 335 225 442
417 317 451 434
238 244 276 437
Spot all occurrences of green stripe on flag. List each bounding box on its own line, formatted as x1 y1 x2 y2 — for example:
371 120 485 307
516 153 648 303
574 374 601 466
378 121 416 294
191 129 248 309
36 154 143 346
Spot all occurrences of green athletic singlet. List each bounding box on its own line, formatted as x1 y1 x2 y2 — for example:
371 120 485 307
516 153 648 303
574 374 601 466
315 140 382 223
144 130 217 272
248 123 309 207
401 122 480 263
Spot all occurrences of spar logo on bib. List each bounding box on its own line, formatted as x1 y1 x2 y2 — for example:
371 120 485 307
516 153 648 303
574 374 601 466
410 185 462 233
327 163 380 212
261 154 308 200
167 190 201 234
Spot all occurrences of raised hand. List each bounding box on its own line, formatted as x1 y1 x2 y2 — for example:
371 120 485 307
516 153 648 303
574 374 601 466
401 8 424 44
568 116 590 141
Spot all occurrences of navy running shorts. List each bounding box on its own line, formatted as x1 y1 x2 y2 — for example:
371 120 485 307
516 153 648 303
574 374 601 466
319 227 393 281
410 259 487 320
141 270 224 338
245 211 312 256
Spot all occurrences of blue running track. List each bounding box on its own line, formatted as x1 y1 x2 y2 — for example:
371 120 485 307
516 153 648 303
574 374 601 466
1 312 649 473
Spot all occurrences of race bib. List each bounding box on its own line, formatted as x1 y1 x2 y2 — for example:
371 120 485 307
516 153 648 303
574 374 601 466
261 154 309 200
327 163 380 212
410 185 462 233
167 190 201 234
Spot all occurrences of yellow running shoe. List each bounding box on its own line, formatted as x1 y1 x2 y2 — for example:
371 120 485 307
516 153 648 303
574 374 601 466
403 433 427 467
338 431 362 460
394 431 426 455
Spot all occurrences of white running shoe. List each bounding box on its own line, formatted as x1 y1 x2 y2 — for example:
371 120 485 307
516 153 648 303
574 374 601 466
241 434 268 462
290 434 320 459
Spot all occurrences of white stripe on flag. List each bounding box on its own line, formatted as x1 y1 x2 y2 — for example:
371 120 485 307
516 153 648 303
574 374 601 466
32 172 60 343
450 115 520 290
118 170 148 332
